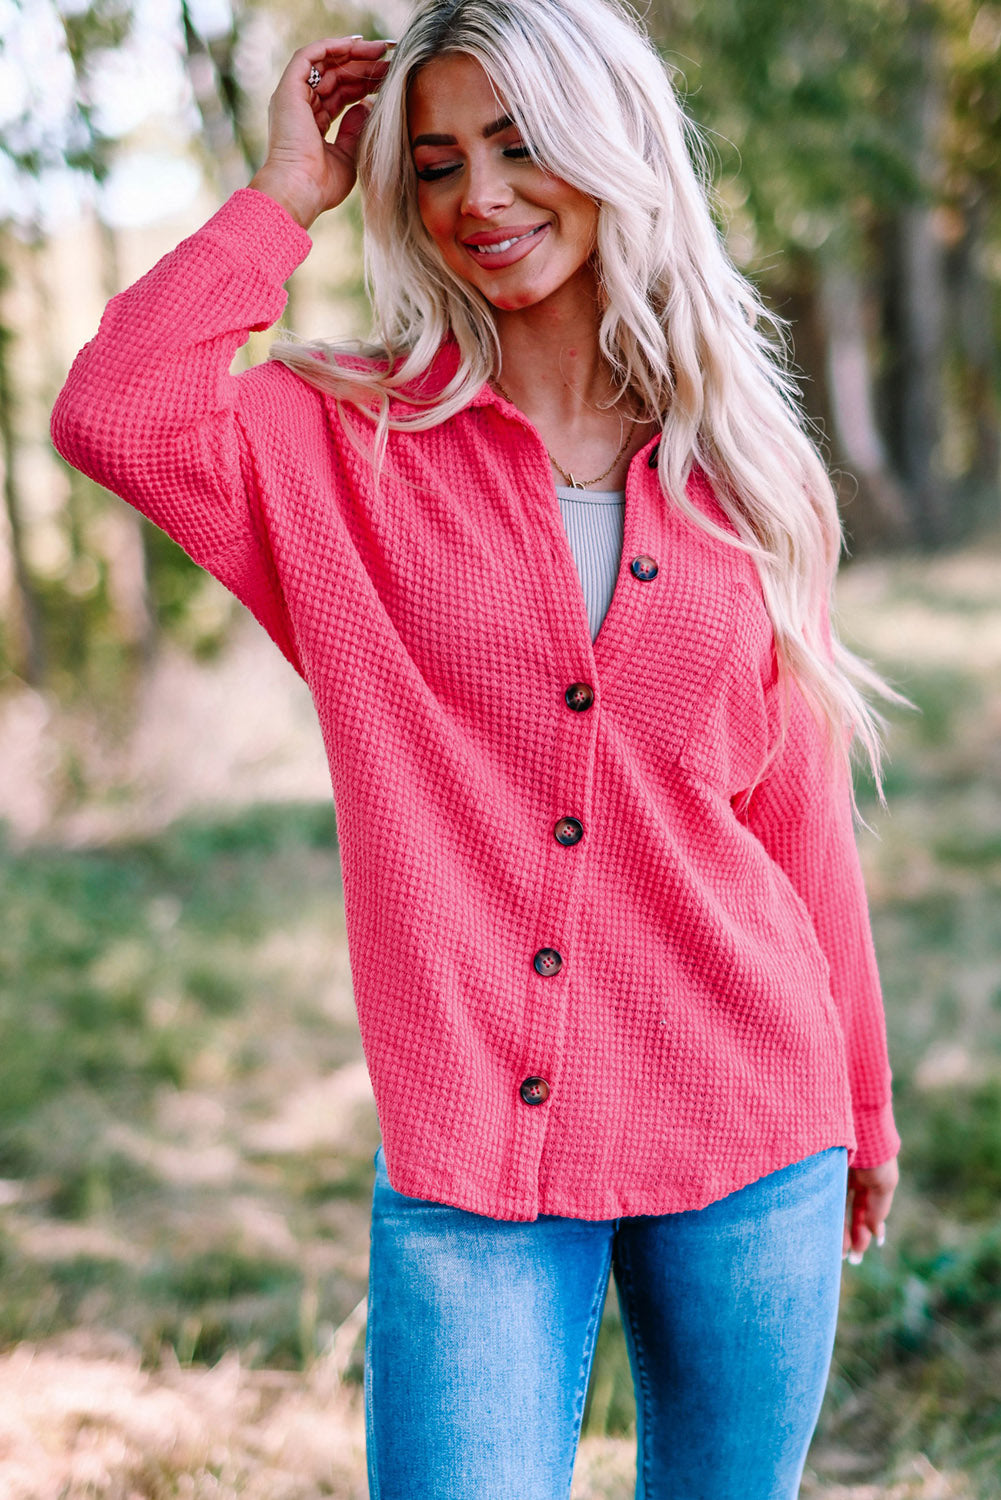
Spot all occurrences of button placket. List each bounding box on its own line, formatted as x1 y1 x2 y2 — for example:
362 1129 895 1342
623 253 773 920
469 413 663 1191
588 434 664 677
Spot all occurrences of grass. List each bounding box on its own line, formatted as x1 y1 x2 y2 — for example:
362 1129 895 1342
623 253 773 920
2 543 1001 1496
0 800 377 1384
805 546 1001 1497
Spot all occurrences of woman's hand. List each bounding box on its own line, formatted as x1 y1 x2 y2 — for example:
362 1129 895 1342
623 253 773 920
843 1154 899 1263
248 37 394 230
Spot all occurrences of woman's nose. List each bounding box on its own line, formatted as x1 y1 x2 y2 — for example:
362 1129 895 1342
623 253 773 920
461 158 514 219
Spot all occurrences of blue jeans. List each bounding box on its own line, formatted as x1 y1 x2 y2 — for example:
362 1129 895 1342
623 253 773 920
365 1143 847 1499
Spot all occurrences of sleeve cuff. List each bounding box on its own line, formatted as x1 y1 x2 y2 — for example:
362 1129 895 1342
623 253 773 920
849 1096 901 1169
200 187 314 290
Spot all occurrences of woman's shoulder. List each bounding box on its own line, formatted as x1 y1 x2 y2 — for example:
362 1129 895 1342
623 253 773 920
262 335 465 409
678 460 746 553
385 337 465 406
236 345 393 424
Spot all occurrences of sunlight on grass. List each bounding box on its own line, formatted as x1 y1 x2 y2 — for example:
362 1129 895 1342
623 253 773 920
0 1341 369 1500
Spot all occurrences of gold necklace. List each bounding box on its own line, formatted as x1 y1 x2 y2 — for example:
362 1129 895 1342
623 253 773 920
491 376 636 490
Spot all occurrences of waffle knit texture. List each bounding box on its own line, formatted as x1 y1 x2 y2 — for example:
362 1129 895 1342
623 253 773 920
51 188 900 1221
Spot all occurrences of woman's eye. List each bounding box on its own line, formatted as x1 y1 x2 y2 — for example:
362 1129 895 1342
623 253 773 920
414 144 533 181
414 163 460 182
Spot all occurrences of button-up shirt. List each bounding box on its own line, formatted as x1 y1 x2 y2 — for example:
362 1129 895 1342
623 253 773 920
51 188 900 1221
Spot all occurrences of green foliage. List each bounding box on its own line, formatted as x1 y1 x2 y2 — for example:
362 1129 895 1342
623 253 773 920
0 0 134 223
912 1079 1001 1218
654 0 1001 261
582 1286 636 1437
652 0 923 262
152 800 338 862
0 798 369 1371
142 526 235 663
0 801 339 1181
141 1248 306 1365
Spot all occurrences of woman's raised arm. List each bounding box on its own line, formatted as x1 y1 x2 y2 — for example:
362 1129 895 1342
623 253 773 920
49 39 391 665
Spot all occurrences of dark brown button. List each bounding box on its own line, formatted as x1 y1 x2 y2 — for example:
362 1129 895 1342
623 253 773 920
520 1077 550 1105
554 817 584 846
533 948 563 976
565 682 594 712
631 555 659 581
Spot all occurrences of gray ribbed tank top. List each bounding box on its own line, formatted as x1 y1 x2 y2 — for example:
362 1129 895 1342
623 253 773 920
554 484 626 643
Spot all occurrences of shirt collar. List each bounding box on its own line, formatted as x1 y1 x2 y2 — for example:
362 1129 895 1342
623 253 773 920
394 338 663 467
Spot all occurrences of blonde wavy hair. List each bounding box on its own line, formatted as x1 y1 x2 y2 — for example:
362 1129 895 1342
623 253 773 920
271 0 898 791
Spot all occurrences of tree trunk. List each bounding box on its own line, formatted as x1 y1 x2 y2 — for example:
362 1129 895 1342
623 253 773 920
181 1 255 198
883 14 950 546
0 265 45 684
948 191 1001 526
817 253 912 550
95 212 156 659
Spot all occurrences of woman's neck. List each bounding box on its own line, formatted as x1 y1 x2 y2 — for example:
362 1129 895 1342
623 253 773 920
493 280 614 424
492 289 659 491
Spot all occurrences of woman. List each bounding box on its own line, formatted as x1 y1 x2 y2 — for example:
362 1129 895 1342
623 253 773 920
52 1 901 1495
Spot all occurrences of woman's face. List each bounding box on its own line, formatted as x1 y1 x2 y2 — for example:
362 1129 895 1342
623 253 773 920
406 53 600 314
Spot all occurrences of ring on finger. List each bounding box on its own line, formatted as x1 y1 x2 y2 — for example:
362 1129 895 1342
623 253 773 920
307 65 322 90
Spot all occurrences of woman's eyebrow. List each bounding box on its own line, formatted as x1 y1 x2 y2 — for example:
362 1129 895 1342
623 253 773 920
411 114 515 148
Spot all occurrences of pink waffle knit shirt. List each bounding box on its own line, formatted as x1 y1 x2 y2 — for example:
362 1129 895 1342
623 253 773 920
51 188 900 1220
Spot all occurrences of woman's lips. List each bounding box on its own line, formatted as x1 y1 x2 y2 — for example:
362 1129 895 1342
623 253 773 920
460 223 549 269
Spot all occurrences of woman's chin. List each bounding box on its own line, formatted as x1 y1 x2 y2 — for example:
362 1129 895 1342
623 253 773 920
484 288 541 312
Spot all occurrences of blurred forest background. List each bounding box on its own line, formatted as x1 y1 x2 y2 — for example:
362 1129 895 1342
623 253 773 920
1 0 1001 1496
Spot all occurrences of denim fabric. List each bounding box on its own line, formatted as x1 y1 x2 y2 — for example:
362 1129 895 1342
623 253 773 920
364 1143 847 1499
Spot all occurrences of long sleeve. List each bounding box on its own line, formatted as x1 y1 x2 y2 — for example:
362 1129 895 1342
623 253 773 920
734 680 901 1170
50 189 313 672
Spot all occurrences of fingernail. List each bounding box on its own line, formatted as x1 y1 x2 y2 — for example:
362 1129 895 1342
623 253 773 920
848 1249 864 1266
876 1226 886 1247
